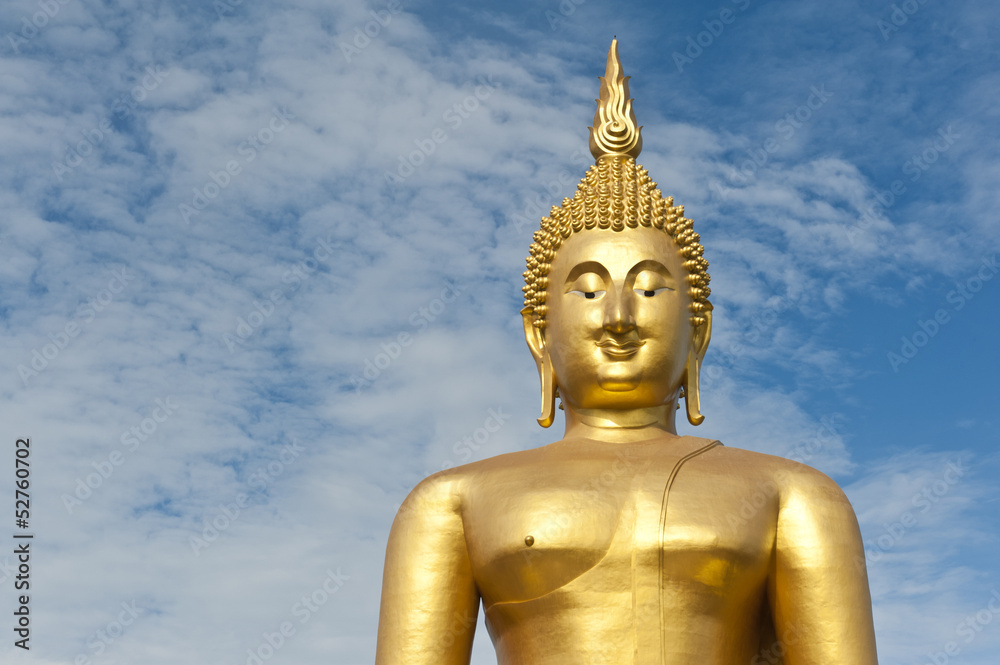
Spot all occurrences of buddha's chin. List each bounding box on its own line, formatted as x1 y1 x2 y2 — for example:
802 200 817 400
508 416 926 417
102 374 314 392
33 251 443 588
596 366 641 392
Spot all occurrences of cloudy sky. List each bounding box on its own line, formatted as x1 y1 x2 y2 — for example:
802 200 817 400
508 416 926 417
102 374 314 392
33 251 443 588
0 0 997 663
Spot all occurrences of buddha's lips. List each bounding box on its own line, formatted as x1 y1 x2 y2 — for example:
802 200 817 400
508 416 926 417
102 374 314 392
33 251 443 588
596 339 644 358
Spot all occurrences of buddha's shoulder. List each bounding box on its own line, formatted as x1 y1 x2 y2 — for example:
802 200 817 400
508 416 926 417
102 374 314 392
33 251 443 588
394 451 531 511
416 446 551 488
396 446 561 510
704 443 850 501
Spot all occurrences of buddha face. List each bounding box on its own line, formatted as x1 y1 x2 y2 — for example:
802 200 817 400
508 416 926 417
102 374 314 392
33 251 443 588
540 226 702 411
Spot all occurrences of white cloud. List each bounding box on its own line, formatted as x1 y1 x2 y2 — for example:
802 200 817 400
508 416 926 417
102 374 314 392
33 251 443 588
0 1 995 663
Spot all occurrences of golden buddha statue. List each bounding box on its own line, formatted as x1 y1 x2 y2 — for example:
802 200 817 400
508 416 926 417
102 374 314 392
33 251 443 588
375 39 878 665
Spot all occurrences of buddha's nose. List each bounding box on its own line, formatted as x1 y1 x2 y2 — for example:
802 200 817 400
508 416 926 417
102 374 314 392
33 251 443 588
603 290 636 334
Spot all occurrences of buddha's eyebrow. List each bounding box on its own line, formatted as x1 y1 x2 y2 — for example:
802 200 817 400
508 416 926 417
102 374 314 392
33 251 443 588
565 261 610 283
627 259 672 280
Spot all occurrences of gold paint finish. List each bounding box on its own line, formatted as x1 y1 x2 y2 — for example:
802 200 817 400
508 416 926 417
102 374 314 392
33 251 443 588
590 38 643 161
522 38 710 334
375 39 878 665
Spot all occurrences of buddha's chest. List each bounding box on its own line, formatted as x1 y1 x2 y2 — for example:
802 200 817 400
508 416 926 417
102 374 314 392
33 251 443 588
464 450 776 607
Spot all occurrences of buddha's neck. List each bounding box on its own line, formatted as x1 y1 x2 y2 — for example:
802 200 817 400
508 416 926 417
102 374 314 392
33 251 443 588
563 403 681 444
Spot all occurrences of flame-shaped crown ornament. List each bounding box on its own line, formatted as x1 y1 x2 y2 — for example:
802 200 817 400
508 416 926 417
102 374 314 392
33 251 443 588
522 39 712 330
589 38 643 160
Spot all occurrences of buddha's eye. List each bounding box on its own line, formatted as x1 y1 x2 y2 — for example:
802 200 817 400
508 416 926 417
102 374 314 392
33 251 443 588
633 269 675 297
569 290 606 300
634 287 672 297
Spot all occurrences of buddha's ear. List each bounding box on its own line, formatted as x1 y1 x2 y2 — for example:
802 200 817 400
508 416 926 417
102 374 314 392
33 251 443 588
684 309 712 426
693 308 712 359
521 307 545 361
521 307 556 428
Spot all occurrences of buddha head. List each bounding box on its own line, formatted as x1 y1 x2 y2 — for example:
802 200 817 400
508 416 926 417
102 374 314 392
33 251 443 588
520 39 713 430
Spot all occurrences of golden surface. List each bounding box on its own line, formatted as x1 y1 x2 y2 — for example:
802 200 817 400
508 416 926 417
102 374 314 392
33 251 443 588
590 38 643 160
375 39 878 665
522 40 710 333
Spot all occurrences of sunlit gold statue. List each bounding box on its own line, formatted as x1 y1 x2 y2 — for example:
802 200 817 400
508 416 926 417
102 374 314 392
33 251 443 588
376 39 878 665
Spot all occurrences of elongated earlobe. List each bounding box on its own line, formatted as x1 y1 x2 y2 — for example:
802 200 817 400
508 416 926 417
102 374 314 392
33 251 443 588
537 354 556 428
522 307 557 428
683 310 712 426
683 348 704 426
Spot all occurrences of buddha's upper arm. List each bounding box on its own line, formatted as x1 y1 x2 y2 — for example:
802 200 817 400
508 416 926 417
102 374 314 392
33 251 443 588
375 473 480 665
768 466 878 665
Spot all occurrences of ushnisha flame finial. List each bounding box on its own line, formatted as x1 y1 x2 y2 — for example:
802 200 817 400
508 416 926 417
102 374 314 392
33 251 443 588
589 38 643 161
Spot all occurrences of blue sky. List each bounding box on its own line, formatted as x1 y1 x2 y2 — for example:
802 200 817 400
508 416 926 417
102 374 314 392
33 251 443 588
0 0 997 663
